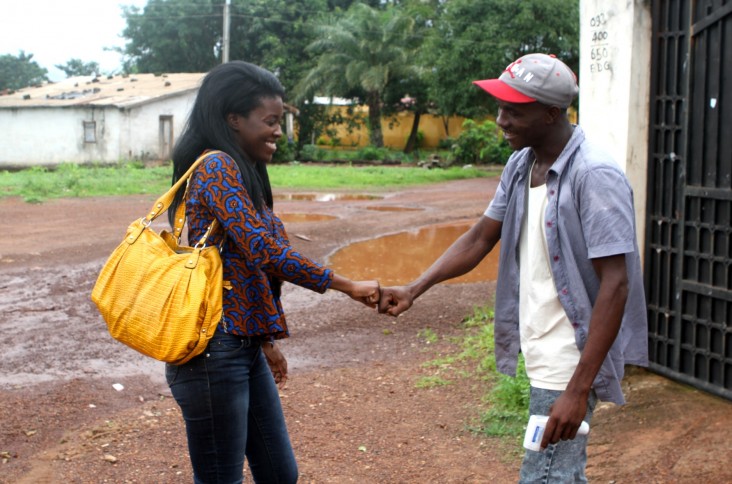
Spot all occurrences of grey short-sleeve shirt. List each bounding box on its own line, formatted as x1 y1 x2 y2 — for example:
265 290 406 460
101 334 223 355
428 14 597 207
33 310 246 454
485 126 648 405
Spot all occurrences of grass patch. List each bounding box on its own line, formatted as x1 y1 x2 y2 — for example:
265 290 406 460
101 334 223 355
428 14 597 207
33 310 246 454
418 305 530 446
461 306 530 440
0 163 173 202
0 162 497 203
268 164 494 190
415 375 453 389
417 327 439 344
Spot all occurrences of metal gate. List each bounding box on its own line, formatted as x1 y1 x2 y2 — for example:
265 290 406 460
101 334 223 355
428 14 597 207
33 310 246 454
646 0 732 400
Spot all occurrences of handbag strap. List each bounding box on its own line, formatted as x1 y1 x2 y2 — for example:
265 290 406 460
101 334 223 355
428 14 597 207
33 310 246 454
171 183 189 238
171 176 217 240
142 150 222 226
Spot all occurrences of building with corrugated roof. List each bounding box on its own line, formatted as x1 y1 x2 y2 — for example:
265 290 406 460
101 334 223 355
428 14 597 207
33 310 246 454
0 73 205 167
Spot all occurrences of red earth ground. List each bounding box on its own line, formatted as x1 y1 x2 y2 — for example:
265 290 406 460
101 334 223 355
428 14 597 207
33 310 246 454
1 174 731 483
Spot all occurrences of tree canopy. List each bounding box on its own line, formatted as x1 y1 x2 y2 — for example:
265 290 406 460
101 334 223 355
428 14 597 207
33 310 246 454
116 0 580 145
0 51 49 91
118 0 367 81
426 0 580 118
296 3 422 147
120 0 222 73
55 59 101 78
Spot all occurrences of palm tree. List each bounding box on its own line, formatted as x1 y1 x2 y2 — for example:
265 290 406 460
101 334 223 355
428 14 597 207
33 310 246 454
295 3 421 147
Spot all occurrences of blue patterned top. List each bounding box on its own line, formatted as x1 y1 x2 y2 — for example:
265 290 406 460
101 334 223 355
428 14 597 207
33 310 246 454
185 151 333 339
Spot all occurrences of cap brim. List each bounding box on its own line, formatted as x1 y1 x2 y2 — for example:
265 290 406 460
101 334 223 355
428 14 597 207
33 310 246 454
473 79 536 103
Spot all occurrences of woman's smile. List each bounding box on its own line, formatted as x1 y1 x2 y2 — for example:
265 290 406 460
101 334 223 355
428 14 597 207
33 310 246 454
232 96 284 163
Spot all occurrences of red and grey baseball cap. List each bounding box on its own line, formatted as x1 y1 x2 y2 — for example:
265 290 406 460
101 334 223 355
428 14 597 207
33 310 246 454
473 53 578 108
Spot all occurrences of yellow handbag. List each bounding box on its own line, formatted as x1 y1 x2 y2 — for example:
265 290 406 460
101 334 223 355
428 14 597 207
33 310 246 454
91 151 224 365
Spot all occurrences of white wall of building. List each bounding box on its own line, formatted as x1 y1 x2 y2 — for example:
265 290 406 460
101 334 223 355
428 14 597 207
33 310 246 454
0 107 112 165
579 0 652 254
118 94 196 162
0 93 196 167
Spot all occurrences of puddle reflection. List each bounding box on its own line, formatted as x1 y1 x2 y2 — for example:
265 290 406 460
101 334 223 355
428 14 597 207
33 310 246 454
274 193 383 202
277 213 337 223
364 206 423 212
329 222 500 286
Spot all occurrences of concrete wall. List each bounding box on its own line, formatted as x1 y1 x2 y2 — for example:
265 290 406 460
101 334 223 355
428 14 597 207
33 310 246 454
0 107 117 165
579 0 652 254
0 93 196 167
118 94 196 162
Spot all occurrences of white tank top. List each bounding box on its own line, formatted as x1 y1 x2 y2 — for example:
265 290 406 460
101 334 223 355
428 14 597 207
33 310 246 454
518 179 581 390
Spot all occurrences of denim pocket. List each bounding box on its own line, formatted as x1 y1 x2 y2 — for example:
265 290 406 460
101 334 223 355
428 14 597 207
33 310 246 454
165 363 180 386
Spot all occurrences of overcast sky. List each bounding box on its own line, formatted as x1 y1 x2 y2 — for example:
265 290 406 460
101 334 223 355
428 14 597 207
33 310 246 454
1 0 148 81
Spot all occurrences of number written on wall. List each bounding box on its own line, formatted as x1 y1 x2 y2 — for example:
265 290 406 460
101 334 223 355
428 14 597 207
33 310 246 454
588 12 611 74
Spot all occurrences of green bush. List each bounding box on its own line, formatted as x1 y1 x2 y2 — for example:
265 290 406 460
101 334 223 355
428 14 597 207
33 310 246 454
451 119 513 165
272 138 296 163
297 144 327 162
355 145 391 161
437 137 456 150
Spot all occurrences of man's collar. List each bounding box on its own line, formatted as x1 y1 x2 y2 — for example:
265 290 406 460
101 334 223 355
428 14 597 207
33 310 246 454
547 125 584 176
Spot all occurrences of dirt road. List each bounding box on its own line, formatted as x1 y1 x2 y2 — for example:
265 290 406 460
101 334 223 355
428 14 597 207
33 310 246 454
1 174 730 483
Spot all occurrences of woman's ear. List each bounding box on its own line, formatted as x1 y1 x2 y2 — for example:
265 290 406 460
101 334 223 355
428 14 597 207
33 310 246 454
226 113 240 132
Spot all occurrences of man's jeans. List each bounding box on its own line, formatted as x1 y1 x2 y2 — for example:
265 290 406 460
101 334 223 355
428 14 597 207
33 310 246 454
519 386 597 484
166 331 297 484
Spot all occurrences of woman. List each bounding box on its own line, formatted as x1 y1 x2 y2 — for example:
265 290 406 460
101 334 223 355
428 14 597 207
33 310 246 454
166 61 379 483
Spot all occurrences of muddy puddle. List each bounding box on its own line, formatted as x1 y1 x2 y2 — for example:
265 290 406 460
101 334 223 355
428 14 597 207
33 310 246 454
364 206 423 212
328 221 499 286
277 213 338 223
274 193 383 202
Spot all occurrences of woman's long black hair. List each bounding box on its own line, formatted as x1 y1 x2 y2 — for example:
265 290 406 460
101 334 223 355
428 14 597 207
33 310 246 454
168 61 285 226
169 61 286 298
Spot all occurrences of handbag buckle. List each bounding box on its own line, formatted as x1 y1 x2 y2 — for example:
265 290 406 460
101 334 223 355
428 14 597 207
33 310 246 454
194 223 215 250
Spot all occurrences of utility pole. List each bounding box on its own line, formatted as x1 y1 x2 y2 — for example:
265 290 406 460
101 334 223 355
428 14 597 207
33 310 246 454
222 0 231 63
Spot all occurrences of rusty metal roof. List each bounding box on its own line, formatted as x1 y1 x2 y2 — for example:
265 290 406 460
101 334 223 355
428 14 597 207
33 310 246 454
0 73 205 109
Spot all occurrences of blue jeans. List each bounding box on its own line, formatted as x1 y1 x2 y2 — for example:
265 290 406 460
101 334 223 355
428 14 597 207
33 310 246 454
519 386 597 484
166 331 298 484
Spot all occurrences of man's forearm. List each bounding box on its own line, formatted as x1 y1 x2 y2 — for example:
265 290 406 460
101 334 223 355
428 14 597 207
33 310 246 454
407 218 498 300
565 255 628 396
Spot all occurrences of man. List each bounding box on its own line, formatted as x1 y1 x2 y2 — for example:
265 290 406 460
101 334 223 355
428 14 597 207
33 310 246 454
378 53 648 482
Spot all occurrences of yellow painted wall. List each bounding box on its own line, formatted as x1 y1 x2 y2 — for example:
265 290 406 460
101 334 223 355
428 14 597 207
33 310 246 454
311 105 576 150
382 112 470 149
315 105 469 149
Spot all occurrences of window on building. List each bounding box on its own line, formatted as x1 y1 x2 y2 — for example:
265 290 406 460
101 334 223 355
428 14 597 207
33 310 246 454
83 121 96 143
